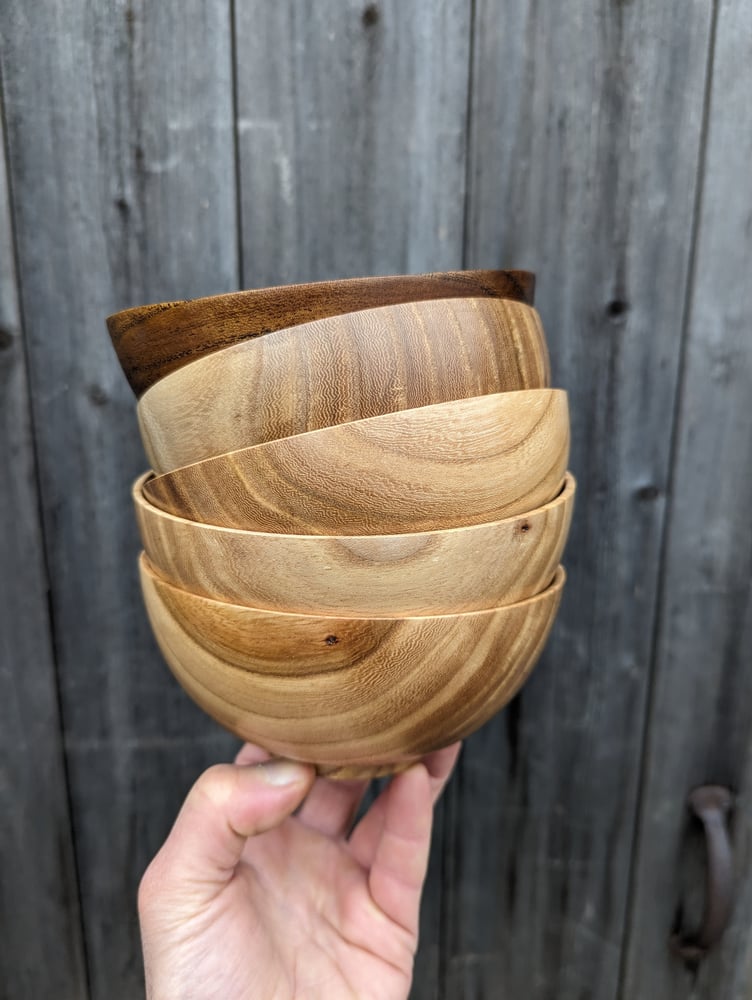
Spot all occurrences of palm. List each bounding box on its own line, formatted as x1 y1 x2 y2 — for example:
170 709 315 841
141 744 459 1000
217 819 414 998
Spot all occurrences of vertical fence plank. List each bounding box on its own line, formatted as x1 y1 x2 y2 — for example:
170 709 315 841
622 1 752 996
234 0 472 288
0 83 88 1000
450 1 715 997
0 2 238 996
233 5 472 996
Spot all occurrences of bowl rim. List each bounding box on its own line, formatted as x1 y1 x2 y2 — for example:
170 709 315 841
134 469 575 542
140 551 566 623
143 387 568 485
107 269 536 327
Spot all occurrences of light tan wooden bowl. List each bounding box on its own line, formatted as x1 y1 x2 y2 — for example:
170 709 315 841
142 389 570 534
107 269 535 397
139 554 565 778
133 471 574 615
137 297 550 474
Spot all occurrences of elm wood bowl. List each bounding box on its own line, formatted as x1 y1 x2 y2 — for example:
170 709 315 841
133 471 575 616
107 269 535 397
139 554 565 778
137 297 550 474
142 389 570 535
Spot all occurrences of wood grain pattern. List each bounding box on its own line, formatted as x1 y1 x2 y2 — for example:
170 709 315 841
0 89 88 1000
622 2 752 996
137 296 550 473
109 269 535 397
140 554 565 778
143 389 570 534
135 470 574 615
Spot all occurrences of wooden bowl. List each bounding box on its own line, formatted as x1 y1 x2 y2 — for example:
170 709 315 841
137 297 550 474
107 269 535 397
142 389 570 534
139 554 565 778
134 471 575 615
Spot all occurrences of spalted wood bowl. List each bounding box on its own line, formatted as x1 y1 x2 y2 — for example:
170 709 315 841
107 269 535 397
137 297 550 474
134 471 575 615
139 554 565 778
142 389 570 534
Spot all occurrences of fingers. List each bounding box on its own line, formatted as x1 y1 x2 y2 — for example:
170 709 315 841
235 743 370 839
421 742 463 798
140 759 315 908
348 743 461 869
235 745 369 839
231 742 460 851
295 777 370 838
366 764 433 937
234 742 272 766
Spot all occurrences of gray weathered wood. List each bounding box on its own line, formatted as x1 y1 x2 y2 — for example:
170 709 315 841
0 2 239 996
233 6 472 996
234 0 471 288
449 1 716 996
0 88 88 1000
622 1 752 995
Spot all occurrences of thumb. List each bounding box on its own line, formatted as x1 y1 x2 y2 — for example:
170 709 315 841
141 759 314 902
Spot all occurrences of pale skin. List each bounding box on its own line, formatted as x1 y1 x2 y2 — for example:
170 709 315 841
138 742 461 1000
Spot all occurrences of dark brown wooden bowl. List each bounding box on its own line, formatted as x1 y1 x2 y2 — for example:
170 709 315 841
107 269 535 396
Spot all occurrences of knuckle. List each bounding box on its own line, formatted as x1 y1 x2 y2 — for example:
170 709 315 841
190 763 238 809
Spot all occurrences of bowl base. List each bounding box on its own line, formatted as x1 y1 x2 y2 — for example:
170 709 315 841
314 759 417 781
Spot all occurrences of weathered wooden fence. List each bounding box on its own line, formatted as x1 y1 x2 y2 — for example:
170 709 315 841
1 2 750 998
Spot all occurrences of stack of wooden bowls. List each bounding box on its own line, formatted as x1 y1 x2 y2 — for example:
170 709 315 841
108 270 574 778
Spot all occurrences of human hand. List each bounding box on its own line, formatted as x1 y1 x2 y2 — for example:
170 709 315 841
138 742 461 1000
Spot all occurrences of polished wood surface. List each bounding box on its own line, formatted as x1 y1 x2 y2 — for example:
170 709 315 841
134 471 573 615
137 296 550 473
107 269 535 396
143 389 570 534
140 555 565 778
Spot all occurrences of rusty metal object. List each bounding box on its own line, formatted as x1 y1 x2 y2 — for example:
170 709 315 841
672 785 734 962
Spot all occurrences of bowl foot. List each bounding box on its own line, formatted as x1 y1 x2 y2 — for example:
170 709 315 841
314 759 417 781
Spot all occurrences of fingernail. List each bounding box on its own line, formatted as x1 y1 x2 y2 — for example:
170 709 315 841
258 760 309 786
